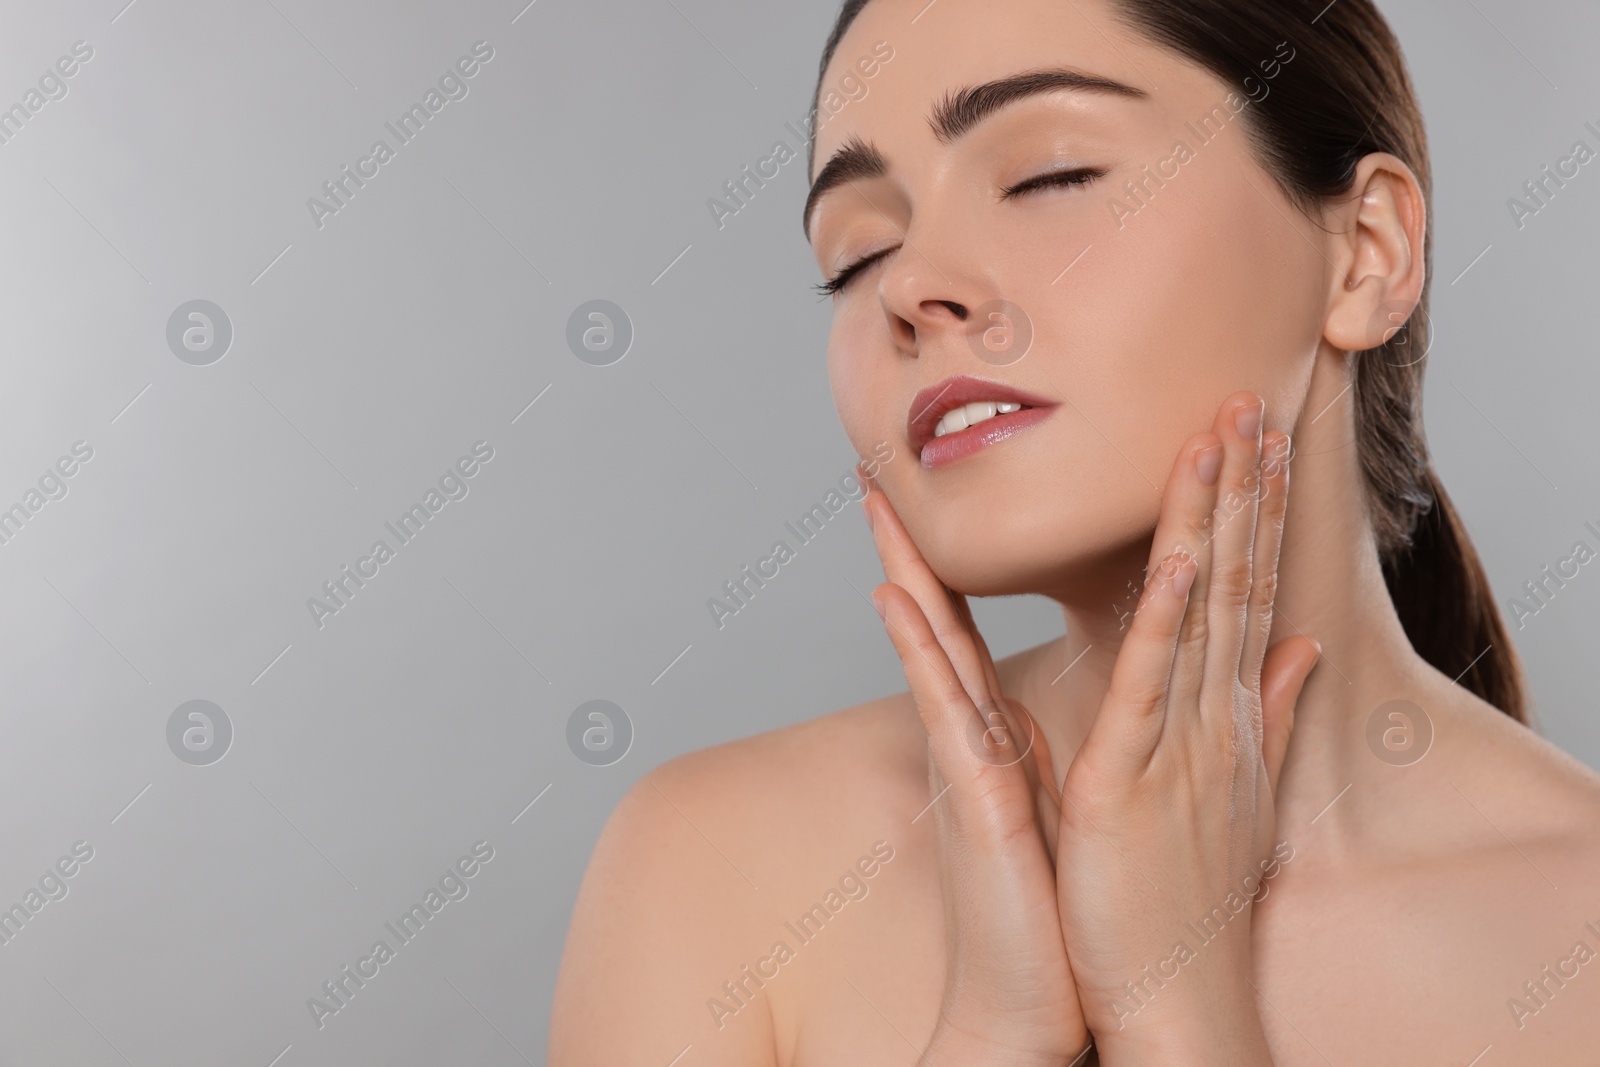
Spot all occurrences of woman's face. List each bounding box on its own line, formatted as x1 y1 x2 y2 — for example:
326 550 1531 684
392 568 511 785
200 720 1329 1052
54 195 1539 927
807 0 1332 600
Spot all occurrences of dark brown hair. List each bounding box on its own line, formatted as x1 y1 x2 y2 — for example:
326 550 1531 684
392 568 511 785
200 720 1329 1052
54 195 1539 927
812 0 1529 723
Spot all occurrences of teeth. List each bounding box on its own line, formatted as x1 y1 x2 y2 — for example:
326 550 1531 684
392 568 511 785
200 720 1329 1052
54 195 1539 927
933 401 1026 438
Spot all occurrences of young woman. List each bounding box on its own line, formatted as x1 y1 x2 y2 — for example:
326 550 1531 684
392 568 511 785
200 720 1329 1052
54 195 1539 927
552 0 1600 1062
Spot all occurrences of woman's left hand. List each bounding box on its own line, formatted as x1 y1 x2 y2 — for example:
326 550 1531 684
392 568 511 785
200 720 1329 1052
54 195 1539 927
1055 391 1321 1065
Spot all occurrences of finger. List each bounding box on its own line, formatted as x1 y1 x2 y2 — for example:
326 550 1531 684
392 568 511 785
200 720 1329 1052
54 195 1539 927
871 581 977 770
1019 702 1063 864
1021 699 1062 848
950 589 1005 708
980 694 1062 859
1144 432 1224 717
955 593 1058 823
864 483 997 709
873 582 1042 842
1084 549 1197 769
856 461 880 507
862 468 1028 772
1238 431 1293 696
947 557 1040 790
1260 635 1321 795
1200 392 1265 723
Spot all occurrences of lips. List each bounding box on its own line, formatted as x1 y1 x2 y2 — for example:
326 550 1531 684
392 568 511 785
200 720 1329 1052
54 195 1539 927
906 374 1060 466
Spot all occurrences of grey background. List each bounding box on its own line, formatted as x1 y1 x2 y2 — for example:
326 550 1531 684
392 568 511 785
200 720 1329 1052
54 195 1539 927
0 0 1594 1062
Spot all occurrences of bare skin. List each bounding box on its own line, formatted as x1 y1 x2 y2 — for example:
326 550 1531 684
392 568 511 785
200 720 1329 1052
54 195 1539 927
551 0 1600 1063
554 652 1600 1065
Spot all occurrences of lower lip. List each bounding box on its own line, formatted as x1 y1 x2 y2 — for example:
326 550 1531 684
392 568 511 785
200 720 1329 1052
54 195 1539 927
918 407 1057 469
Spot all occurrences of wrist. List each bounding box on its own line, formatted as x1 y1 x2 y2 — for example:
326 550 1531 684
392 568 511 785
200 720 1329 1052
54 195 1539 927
1091 977 1270 1066
921 1016 1091 1067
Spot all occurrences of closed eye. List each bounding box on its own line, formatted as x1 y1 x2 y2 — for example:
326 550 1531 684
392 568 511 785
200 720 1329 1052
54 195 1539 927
810 167 1105 298
999 166 1105 200
812 246 896 299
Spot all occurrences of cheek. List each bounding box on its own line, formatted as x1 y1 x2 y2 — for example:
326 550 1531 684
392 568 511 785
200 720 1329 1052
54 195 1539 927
826 313 890 455
1050 158 1324 470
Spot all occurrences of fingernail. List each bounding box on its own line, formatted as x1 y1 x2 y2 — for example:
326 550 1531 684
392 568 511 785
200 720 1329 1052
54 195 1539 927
870 588 886 619
1234 398 1264 439
863 500 877 533
1195 444 1223 486
1172 556 1197 598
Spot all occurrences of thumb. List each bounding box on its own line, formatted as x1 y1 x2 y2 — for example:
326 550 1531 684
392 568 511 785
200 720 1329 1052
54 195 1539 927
1260 635 1321 796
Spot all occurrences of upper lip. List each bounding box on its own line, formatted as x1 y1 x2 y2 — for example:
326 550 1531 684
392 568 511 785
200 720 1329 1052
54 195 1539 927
907 374 1059 454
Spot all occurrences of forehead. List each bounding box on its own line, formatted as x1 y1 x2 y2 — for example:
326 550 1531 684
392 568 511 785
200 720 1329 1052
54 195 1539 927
810 0 1165 182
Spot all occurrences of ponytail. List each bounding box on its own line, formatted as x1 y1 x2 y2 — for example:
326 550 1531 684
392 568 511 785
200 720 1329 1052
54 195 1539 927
1381 469 1530 723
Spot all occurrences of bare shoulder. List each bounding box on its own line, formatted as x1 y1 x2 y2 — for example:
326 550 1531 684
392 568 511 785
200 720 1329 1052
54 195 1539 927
594 632 1067 865
1246 675 1600 1064
548 686 932 1066
549 636 1076 1064
1436 678 1600 856
629 632 1074 865
651 688 929 825
1336 679 1600 1062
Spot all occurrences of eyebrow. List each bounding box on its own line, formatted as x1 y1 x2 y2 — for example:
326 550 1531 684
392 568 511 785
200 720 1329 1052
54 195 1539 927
802 67 1148 241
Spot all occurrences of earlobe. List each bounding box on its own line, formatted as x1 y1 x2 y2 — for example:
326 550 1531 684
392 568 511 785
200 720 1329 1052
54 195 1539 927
1321 153 1428 354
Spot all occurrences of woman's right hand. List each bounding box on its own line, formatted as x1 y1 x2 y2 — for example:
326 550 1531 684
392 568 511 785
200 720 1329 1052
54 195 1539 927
861 465 1091 1067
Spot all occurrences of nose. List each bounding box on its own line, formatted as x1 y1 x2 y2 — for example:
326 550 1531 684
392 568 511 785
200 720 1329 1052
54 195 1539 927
871 187 1008 358
878 250 985 355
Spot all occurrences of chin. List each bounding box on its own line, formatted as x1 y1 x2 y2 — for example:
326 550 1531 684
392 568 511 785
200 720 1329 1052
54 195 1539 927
899 485 1156 605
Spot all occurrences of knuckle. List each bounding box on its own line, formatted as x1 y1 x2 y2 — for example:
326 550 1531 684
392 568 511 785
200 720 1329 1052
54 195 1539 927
1260 489 1289 528
908 624 943 657
1178 610 1209 655
1238 661 1264 695
908 635 942 670
1108 674 1167 715
928 620 965 650
1060 758 1128 822
909 693 959 737
1211 556 1253 603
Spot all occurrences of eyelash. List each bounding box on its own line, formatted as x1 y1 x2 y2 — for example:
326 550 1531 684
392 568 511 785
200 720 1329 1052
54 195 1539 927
811 167 1105 298
999 165 1105 201
812 247 894 298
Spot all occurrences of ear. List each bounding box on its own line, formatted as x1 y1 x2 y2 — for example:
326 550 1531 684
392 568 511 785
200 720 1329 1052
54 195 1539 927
1322 152 1428 353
